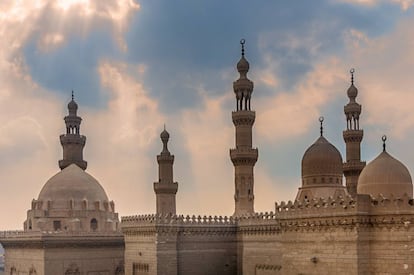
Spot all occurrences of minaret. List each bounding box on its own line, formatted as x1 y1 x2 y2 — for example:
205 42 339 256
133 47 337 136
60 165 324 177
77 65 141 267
230 39 258 216
153 127 178 215
343 69 366 197
59 92 87 170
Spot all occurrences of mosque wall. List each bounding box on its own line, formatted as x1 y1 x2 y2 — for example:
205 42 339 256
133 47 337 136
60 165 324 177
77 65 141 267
176 226 237 275
122 215 237 275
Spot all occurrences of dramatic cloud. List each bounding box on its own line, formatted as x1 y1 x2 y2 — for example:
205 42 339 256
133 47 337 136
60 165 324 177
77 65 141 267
1 0 414 230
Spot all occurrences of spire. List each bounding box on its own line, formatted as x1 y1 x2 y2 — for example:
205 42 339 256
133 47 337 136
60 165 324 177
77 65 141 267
160 125 170 155
241 38 245 57
233 39 254 111
382 135 387 152
347 68 358 102
319 116 324 137
343 68 365 197
344 68 361 130
350 68 354 85
154 127 178 215
58 93 87 170
230 39 258 216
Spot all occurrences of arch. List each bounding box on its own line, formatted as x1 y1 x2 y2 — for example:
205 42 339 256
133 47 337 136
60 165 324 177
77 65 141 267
90 218 98 231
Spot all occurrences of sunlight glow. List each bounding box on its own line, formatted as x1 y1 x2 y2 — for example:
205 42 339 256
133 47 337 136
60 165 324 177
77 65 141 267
56 0 91 12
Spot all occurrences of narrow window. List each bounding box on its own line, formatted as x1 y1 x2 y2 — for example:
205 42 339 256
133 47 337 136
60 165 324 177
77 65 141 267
90 218 98 231
53 220 61 231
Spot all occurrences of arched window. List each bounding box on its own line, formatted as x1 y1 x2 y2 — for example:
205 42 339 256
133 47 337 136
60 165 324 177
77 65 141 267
90 218 98 231
28 219 32 230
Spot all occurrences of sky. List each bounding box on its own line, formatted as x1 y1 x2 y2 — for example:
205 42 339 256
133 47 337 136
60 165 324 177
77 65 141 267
1 0 414 229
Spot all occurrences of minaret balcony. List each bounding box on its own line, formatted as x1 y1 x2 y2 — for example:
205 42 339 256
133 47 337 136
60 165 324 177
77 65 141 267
343 130 363 142
230 148 258 165
343 161 366 173
60 134 86 145
232 110 256 126
154 182 178 194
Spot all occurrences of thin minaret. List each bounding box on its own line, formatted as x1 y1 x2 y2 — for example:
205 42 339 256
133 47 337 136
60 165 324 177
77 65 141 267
153 127 178 215
59 91 87 170
230 39 258 216
343 69 366 197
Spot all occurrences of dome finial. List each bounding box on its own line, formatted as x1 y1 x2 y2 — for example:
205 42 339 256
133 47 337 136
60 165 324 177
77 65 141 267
240 39 245 57
382 135 387 152
71 90 74 101
160 126 170 154
319 116 324 136
350 68 355 85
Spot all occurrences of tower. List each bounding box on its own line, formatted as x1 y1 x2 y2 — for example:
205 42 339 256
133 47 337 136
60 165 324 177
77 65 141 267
343 69 365 197
230 39 258 216
153 127 178 215
58 92 87 170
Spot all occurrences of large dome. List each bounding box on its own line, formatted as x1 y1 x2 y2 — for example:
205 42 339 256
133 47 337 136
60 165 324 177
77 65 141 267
302 136 343 184
357 151 413 198
38 164 109 204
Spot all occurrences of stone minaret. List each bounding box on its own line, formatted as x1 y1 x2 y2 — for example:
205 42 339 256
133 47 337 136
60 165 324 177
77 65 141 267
230 40 258 216
343 69 365 197
154 127 178 215
59 92 87 170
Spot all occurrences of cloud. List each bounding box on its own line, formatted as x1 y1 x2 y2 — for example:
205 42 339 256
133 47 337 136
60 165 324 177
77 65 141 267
336 0 414 10
175 91 235 215
343 18 414 139
255 58 347 143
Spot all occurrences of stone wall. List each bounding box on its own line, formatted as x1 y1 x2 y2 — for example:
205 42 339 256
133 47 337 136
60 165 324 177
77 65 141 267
0 231 124 275
122 214 237 275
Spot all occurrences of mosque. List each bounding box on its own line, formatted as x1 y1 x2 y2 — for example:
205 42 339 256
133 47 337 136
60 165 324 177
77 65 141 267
1 40 414 275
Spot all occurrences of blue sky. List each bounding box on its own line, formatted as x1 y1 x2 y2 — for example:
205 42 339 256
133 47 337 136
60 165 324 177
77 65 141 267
1 0 414 229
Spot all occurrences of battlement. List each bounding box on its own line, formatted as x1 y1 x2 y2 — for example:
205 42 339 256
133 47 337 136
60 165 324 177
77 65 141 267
122 214 237 226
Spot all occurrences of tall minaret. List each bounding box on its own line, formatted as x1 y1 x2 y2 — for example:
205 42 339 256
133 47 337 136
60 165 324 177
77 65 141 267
343 69 365 197
153 127 178 215
230 39 258 216
59 92 87 170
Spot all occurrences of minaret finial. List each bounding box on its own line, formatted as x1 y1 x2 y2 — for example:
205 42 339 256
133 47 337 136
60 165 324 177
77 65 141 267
382 135 387 152
350 68 355 85
319 116 324 136
71 90 74 101
240 39 245 57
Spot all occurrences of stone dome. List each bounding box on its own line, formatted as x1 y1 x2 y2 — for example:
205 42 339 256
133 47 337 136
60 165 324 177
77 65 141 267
347 84 358 100
301 136 343 185
38 164 109 206
68 99 78 111
237 56 249 74
357 151 413 198
160 129 170 140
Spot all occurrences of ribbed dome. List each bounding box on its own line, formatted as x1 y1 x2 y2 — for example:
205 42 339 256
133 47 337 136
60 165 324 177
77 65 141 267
358 151 413 198
38 164 109 205
302 136 343 177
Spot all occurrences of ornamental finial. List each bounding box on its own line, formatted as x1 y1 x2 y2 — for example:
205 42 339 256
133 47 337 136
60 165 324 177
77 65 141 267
319 116 324 136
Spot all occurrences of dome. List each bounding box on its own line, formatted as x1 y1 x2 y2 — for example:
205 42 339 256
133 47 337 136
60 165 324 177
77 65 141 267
237 56 249 74
347 84 358 100
357 151 413 198
68 99 78 111
160 129 170 140
301 136 343 185
38 164 109 205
